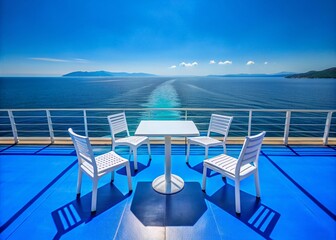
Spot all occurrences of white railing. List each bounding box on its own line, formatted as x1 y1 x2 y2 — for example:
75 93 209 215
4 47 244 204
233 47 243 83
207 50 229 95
0 108 335 145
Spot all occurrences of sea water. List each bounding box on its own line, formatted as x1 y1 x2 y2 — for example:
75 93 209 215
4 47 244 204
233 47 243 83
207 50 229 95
1 76 335 109
0 76 335 137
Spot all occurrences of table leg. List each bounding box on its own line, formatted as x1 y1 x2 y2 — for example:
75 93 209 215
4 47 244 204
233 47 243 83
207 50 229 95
165 136 171 191
152 136 184 194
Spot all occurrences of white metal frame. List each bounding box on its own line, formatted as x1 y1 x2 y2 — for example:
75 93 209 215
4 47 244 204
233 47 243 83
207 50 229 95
0 108 335 145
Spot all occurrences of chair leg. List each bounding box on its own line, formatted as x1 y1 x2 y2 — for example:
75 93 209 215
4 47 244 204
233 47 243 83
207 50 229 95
186 142 190 163
76 169 82 196
125 163 133 192
254 171 261 198
202 165 207 191
110 171 115 183
223 143 227 154
205 147 209 159
235 179 241 214
147 141 151 159
133 147 138 171
91 179 98 213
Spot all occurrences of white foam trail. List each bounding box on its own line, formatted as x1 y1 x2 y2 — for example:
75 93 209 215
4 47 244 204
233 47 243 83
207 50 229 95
142 79 181 119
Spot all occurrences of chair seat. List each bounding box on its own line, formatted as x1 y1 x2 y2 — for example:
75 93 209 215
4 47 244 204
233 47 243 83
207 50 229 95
115 136 149 147
204 154 256 178
81 151 128 177
96 151 128 174
188 136 222 147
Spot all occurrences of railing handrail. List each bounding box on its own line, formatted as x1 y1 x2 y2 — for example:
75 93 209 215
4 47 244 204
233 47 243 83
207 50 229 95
1 108 335 113
0 108 335 145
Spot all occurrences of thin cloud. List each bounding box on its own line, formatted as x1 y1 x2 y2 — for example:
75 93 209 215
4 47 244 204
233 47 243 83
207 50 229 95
179 62 198 67
246 61 255 65
209 60 216 64
264 61 268 65
30 57 89 63
169 65 177 69
30 57 70 63
73 58 90 63
218 60 232 65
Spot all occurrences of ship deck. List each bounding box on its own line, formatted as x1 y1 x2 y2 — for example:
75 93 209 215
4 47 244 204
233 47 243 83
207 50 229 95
0 144 335 239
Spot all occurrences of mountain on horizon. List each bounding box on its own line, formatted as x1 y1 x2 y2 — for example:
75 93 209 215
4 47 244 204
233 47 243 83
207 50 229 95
208 72 296 77
63 71 156 77
63 68 336 78
286 67 336 78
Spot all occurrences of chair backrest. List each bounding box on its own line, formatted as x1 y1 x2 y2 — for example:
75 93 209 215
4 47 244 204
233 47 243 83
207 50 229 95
68 128 98 176
236 131 266 175
107 112 130 142
208 114 233 141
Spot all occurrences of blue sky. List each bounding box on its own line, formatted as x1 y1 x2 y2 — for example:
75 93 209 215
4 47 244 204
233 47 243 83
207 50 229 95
0 0 335 76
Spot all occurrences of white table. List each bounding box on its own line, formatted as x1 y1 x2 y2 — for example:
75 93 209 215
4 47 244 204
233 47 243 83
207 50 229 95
135 120 199 194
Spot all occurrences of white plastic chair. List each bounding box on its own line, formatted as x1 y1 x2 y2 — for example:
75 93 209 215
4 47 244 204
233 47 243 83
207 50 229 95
186 114 233 163
68 128 132 213
107 112 151 171
202 131 266 214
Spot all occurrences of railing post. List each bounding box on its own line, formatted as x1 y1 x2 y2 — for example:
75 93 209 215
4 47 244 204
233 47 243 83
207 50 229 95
8 110 19 144
46 110 54 143
323 111 333 145
283 110 291 145
184 110 188 120
248 110 252 136
83 110 88 137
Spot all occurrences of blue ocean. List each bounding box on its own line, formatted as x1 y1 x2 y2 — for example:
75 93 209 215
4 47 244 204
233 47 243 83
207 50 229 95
1 76 335 109
0 76 335 138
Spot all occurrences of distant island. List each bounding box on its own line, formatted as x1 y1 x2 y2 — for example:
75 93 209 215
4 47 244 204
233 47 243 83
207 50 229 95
63 71 156 77
286 67 336 78
62 68 336 78
208 72 295 78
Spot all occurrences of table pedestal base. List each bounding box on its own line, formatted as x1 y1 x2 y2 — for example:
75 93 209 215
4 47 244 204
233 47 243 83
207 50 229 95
152 174 184 194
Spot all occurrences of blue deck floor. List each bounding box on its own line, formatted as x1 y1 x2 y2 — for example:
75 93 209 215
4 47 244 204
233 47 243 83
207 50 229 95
0 144 335 240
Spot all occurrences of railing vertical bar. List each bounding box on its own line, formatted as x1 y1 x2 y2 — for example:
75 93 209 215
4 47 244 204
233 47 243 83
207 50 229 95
323 111 333 145
84 110 88 137
248 110 252 136
0 108 335 144
46 110 54 143
8 110 19 144
184 110 188 149
284 110 291 145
